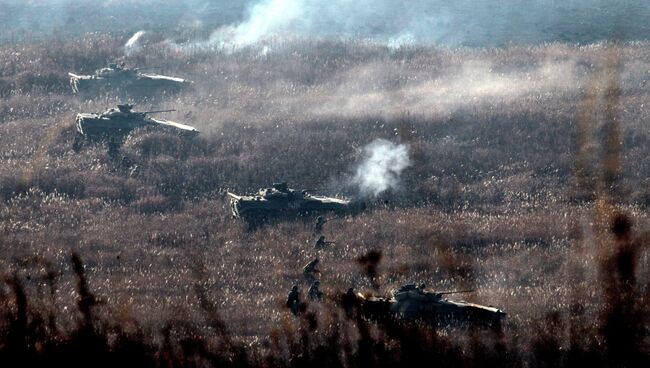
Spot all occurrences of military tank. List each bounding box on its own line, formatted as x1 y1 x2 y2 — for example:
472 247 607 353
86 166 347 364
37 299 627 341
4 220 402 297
358 284 505 327
68 63 190 97
227 182 356 222
74 104 198 150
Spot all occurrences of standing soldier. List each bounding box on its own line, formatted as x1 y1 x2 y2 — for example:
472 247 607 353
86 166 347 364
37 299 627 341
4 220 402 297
308 281 323 301
315 235 335 250
302 258 320 284
286 285 300 315
313 216 327 235
341 287 359 318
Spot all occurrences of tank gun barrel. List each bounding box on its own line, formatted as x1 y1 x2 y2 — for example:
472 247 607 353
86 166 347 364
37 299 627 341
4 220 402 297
437 289 476 295
137 67 166 72
142 109 176 114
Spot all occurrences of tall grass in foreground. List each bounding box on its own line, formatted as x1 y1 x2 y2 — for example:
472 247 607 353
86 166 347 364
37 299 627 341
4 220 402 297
0 209 647 367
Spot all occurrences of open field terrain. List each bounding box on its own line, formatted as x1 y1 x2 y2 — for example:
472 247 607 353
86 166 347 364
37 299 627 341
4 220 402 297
0 4 649 366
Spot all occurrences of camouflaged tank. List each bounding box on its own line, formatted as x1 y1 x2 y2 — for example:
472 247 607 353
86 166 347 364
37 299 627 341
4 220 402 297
68 63 190 97
73 104 198 151
358 284 505 326
227 183 355 221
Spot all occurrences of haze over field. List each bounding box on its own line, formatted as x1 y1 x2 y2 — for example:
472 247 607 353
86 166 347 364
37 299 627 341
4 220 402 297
2 0 649 46
0 1 648 367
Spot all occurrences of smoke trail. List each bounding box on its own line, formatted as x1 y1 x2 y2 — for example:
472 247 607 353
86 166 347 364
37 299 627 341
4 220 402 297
125 30 147 56
352 139 410 197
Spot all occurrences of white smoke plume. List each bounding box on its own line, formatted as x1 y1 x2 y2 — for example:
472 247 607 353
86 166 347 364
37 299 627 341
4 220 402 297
164 0 648 53
125 30 147 56
2 1 647 46
225 0 302 47
168 0 303 52
352 139 411 197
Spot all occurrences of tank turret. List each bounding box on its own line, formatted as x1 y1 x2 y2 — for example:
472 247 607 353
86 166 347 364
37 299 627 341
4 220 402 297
272 182 289 192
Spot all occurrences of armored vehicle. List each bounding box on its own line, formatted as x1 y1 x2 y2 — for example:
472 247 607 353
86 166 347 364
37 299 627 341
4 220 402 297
358 284 505 326
69 63 189 97
227 183 354 222
74 104 198 150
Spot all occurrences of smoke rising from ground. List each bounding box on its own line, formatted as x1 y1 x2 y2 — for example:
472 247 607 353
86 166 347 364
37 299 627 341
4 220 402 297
124 30 147 56
164 0 650 52
1 1 648 46
352 139 411 197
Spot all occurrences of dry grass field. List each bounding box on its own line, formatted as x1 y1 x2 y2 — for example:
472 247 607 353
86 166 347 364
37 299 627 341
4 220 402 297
0 31 648 366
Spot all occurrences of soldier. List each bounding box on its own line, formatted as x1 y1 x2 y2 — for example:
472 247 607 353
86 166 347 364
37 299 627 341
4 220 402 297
313 216 327 235
315 235 335 250
107 136 121 158
302 258 320 284
308 281 323 301
341 287 358 318
286 285 300 315
117 104 133 114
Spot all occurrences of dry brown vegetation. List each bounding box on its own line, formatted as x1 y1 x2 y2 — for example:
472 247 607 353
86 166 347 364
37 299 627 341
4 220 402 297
0 33 648 366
